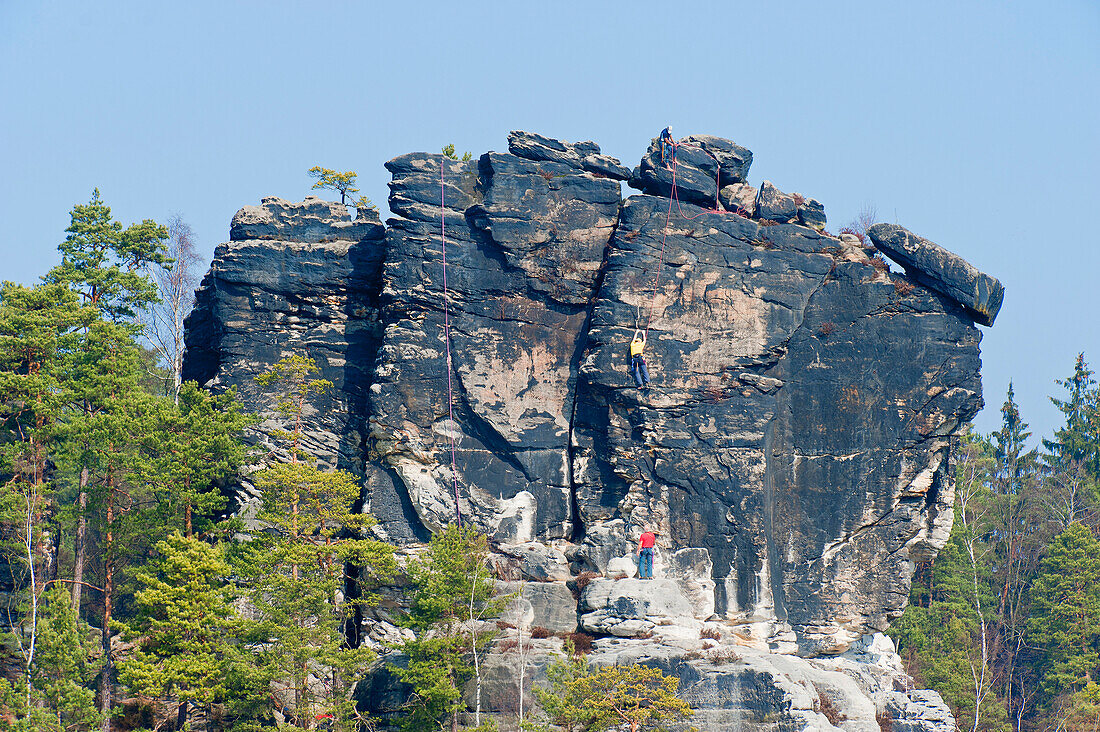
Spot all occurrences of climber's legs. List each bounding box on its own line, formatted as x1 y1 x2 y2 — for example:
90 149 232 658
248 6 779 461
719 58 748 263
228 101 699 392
639 548 654 579
631 355 650 388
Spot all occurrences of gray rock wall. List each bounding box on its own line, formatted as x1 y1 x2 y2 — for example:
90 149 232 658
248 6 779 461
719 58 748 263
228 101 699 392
184 130 1002 729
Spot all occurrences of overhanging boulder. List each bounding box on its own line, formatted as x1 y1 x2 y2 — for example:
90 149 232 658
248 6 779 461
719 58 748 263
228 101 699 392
868 223 1004 326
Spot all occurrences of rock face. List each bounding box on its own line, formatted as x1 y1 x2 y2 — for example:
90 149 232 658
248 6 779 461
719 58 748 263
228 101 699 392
631 134 753 209
183 195 385 486
184 130 1001 730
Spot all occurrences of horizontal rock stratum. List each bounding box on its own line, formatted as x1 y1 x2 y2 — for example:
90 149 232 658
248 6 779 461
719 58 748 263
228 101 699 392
183 130 1002 731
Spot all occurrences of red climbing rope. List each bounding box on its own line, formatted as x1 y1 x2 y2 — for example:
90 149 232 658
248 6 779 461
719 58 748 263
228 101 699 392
440 158 462 527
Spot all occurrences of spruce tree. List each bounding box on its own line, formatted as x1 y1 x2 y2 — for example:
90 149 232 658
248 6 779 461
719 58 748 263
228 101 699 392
1043 354 1100 480
1027 522 1100 701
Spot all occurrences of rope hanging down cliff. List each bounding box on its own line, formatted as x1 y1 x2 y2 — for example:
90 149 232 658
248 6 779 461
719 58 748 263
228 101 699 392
440 158 462 526
642 139 728 337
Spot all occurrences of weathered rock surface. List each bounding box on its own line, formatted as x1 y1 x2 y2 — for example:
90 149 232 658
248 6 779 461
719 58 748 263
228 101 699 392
183 196 385 485
867 223 1004 326
360 629 953 732
230 195 381 243
183 130 1004 730
631 134 752 209
507 130 631 180
365 144 621 542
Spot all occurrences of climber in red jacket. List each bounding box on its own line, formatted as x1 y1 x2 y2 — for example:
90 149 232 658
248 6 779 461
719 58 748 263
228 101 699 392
637 530 657 579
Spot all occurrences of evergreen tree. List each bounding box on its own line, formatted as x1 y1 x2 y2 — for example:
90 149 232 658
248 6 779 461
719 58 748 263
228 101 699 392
28 584 103 730
308 167 359 204
525 647 692 732
889 432 1009 732
1043 354 1100 480
526 642 600 732
1027 522 1100 701
119 533 238 730
44 189 170 321
130 381 252 537
230 355 395 730
987 384 1044 722
0 282 97 714
397 523 504 732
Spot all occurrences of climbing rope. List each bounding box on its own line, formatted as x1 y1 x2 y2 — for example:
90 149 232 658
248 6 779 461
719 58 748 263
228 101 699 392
440 158 462 527
643 142 724 335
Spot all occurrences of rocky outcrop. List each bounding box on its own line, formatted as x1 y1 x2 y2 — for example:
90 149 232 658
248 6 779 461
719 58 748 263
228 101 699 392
631 134 752 208
867 223 1004 326
183 130 1003 730
182 195 385 482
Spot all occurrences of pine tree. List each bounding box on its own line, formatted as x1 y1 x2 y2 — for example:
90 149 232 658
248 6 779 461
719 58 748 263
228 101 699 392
119 533 238 730
0 282 96 714
525 648 692 732
231 355 395 730
44 189 170 321
27 584 104 730
130 381 253 537
397 523 504 732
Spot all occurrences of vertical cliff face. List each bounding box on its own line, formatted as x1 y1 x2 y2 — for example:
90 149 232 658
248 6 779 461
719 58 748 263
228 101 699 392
183 131 1001 676
365 144 622 543
572 189 984 652
182 195 386 495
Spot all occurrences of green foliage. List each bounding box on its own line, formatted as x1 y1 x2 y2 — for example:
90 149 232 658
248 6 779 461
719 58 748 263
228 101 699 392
396 523 504 732
527 646 692 732
1044 354 1100 487
526 641 600 732
0 282 95 485
889 431 1010 731
308 166 360 204
129 381 253 536
44 189 170 320
404 524 503 631
1027 522 1100 700
352 194 377 214
442 144 472 162
118 533 237 728
228 355 396 730
254 353 332 459
0 584 103 731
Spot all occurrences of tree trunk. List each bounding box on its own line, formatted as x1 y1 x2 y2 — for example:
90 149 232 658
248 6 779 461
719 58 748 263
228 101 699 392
176 700 188 730
100 479 114 732
72 466 89 612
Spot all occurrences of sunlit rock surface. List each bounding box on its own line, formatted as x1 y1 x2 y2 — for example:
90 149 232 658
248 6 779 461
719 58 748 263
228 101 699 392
184 130 1001 731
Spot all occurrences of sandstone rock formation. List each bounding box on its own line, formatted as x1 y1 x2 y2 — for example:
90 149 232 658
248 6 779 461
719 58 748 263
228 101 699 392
184 130 1003 730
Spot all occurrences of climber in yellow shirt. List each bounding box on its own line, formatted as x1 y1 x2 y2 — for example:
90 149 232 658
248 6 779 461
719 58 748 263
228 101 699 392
629 329 650 389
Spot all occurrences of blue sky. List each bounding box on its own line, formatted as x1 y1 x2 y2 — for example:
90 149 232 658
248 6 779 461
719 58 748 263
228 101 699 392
1 0 1097 443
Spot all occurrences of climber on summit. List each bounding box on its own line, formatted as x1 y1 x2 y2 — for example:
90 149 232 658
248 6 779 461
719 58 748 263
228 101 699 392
629 329 650 389
659 126 674 166
637 529 657 579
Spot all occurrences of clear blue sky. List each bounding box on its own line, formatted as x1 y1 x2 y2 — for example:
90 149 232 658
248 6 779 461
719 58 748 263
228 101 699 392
1 1 1097 443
